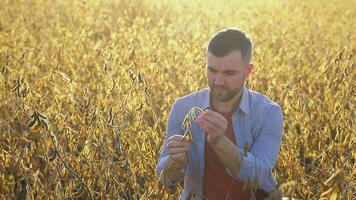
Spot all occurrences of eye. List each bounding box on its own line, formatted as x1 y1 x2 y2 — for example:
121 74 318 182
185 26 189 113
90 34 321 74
208 68 217 73
225 71 236 75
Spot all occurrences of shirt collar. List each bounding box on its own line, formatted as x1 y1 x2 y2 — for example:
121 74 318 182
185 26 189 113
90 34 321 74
203 86 250 115
239 86 250 115
202 89 210 110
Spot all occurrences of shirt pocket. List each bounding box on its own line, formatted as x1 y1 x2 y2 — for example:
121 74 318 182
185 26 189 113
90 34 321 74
234 114 253 150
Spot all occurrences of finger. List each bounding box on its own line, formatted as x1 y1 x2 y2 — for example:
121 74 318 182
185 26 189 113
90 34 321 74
204 109 227 123
196 117 204 128
203 123 219 135
167 134 186 141
167 141 190 149
196 110 206 121
196 117 207 129
200 114 221 130
198 118 217 134
168 146 189 155
199 110 223 124
167 135 190 143
171 153 187 162
204 110 227 125
200 115 224 134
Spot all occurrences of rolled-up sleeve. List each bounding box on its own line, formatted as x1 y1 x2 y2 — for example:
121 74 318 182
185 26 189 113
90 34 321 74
156 99 185 186
230 104 284 192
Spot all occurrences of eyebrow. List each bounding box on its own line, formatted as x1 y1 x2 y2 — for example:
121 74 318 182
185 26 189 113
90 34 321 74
207 66 238 73
206 66 215 70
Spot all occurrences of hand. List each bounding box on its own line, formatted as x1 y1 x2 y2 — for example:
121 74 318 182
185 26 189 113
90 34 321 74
196 109 228 145
166 135 190 167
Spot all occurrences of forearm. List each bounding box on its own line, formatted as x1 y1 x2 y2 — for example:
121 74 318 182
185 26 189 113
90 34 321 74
208 135 242 175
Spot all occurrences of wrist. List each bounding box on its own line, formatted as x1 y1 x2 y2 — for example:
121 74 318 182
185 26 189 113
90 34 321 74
207 133 225 146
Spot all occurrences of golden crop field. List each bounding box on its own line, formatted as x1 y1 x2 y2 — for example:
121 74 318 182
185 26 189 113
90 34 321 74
0 0 355 199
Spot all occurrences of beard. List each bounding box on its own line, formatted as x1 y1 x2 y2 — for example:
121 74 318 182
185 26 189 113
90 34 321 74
209 84 242 102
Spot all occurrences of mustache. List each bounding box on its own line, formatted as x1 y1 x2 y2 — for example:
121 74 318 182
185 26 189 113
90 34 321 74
212 86 228 90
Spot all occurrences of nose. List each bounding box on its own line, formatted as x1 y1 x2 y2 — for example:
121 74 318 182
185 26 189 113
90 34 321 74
214 73 224 86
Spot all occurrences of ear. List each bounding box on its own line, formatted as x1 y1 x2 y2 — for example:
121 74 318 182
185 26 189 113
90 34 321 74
245 64 253 77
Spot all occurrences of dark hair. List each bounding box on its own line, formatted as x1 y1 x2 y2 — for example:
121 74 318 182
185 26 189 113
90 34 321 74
207 28 253 67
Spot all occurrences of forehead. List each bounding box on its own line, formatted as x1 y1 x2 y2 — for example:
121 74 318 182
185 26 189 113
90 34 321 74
206 51 243 69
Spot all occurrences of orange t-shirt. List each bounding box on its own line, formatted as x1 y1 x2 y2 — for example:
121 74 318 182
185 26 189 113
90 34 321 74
202 111 268 200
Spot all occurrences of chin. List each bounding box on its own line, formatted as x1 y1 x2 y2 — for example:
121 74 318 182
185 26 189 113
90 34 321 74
212 93 232 102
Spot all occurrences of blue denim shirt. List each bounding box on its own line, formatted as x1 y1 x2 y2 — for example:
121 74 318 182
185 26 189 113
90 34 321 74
156 86 284 200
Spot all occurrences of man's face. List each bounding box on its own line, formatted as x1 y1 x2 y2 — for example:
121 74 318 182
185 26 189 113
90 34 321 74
206 50 253 102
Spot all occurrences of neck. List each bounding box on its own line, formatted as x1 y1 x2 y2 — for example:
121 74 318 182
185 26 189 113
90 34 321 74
211 89 243 113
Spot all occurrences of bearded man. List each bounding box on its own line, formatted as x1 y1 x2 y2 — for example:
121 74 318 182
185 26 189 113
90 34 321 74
156 28 284 200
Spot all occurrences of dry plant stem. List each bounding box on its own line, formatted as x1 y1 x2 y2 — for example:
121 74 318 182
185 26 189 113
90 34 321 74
182 107 204 143
42 122 95 200
160 107 204 188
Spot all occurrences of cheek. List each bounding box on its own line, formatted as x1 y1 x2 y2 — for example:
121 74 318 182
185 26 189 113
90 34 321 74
207 73 215 81
229 75 244 85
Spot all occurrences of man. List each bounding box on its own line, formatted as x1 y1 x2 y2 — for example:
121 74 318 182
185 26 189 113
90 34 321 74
156 28 284 200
